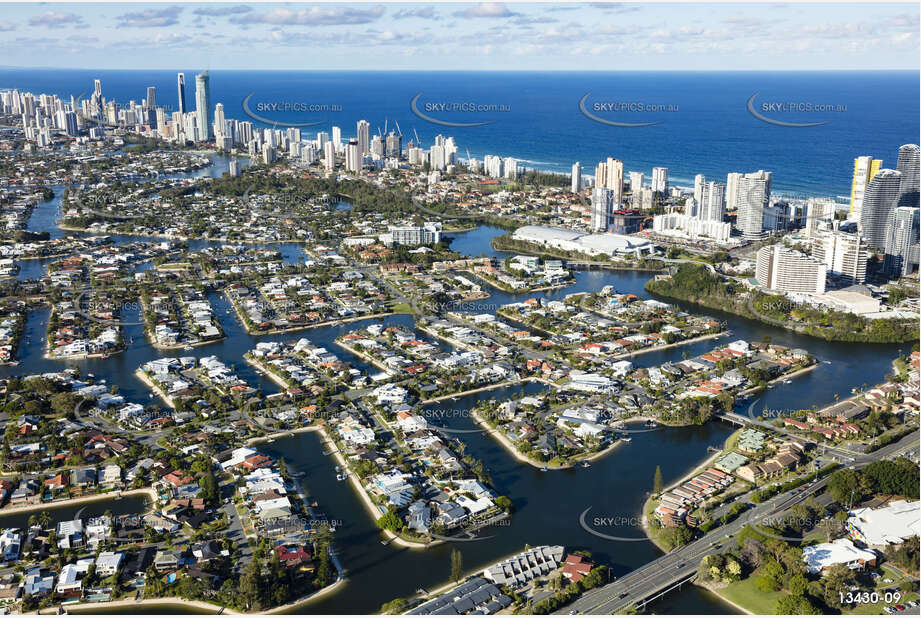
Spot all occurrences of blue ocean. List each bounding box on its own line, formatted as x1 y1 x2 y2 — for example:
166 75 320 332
1 68 917 197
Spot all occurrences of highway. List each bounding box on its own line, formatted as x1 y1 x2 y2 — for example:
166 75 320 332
556 433 919 615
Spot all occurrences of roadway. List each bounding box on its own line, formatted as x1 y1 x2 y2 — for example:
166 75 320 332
556 433 919 614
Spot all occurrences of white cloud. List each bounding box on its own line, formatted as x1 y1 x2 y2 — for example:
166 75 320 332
28 11 84 28
116 6 184 28
237 5 386 26
454 3 519 19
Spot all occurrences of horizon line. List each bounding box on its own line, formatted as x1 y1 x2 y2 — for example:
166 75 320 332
0 66 918 73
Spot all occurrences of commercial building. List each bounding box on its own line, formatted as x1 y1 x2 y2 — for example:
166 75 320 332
346 139 361 172
802 538 877 575
735 170 772 240
698 181 726 222
804 197 838 238
652 213 732 243
634 186 655 210
846 500 920 546
591 187 614 232
609 209 644 235
571 162 582 193
356 119 370 155
595 158 624 204
755 245 826 294
382 222 442 246
512 225 654 257
629 171 644 191
651 167 668 193
694 174 705 204
884 207 920 278
726 172 742 211
859 169 902 250
896 143 920 207
176 72 186 115
194 71 211 141
811 229 869 284
849 155 883 220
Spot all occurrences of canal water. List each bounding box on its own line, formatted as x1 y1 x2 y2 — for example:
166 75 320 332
0 494 150 532
5 158 908 615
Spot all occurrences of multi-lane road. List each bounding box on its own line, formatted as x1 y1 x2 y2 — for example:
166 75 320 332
557 433 919 615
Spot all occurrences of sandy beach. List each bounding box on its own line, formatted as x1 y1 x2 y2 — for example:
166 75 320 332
135 368 176 408
61 595 236 615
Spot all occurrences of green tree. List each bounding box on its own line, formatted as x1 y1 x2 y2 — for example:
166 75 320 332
198 472 220 507
450 548 463 583
237 553 264 610
653 465 663 494
775 595 821 614
377 509 403 532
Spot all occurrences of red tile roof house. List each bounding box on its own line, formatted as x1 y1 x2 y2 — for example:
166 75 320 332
276 545 314 570
162 472 193 487
562 554 594 583
44 472 70 491
242 454 274 471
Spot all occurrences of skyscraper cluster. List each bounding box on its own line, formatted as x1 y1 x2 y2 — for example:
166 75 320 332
854 144 920 277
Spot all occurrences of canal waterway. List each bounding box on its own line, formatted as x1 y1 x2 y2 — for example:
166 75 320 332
4 155 906 615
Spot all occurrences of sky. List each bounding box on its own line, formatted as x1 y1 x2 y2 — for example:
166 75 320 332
0 2 918 71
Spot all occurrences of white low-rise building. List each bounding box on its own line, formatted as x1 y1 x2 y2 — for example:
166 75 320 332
846 500 921 546
802 538 877 574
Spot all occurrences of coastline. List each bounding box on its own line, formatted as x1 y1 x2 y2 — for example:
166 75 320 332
738 361 820 396
610 329 728 361
0 487 157 517
704 585 756 615
419 377 539 406
334 339 396 374
228 287 397 336
135 368 176 408
60 596 234 615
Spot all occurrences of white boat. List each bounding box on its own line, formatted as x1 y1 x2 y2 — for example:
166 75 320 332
539 466 548 472
336 474 347 481
621 437 632 443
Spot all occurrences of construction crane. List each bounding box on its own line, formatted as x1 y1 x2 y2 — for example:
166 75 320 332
413 127 421 147
394 120 402 136
465 147 474 176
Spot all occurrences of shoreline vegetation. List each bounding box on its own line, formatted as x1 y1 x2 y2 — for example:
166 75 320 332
646 263 918 344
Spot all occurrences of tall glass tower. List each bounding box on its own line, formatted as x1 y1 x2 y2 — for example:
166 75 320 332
896 144 920 208
177 73 187 115
195 71 212 141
